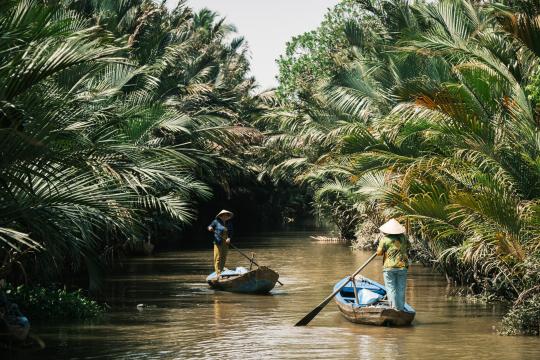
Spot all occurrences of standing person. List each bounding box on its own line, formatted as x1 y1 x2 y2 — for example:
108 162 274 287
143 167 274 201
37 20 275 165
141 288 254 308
208 210 234 277
376 219 409 311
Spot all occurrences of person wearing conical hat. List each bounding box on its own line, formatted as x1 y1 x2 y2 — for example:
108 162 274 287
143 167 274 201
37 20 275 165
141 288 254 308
376 218 409 311
208 210 234 277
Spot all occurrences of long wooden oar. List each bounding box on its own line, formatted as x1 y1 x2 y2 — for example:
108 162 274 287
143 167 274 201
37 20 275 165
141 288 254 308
229 243 284 286
294 252 377 326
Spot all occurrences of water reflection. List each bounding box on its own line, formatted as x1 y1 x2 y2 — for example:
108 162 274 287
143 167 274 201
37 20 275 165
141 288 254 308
8 231 540 359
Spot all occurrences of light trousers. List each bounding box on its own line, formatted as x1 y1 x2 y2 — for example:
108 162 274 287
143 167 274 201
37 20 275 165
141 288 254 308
383 268 408 311
214 243 228 274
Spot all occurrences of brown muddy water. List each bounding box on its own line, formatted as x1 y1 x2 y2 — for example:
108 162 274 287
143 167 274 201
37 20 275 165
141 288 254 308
11 231 540 359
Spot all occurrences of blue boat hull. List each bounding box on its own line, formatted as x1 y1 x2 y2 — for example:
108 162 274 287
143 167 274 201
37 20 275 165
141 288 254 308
207 267 279 294
334 276 416 326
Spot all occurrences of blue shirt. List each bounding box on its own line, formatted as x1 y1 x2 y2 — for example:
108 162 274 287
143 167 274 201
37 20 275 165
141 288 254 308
208 219 233 245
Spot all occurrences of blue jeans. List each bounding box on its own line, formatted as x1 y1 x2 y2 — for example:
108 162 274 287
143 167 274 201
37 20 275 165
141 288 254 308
383 268 407 311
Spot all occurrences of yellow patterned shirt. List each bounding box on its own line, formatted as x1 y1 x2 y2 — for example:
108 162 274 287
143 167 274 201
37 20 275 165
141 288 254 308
377 234 409 269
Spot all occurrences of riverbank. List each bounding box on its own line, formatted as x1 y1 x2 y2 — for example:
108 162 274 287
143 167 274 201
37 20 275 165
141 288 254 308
10 231 539 360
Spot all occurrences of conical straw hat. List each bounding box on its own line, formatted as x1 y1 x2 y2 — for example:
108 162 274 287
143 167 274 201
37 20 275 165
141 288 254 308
216 209 234 218
379 219 406 235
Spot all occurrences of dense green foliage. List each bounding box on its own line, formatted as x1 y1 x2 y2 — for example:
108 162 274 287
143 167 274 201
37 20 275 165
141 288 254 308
2 0 540 336
270 0 540 333
5 285 103 320
276 0 366 99
501 293 540 335
0 0 268 289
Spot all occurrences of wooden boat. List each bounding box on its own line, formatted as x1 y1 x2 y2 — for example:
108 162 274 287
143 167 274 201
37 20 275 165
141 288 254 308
0 302 30 341
0 332 45 352
310 236 348 244
206 266 279 294
334 276 415 326
0 316 30 341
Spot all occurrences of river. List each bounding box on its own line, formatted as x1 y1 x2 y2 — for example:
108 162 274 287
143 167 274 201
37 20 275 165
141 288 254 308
18 230 540 359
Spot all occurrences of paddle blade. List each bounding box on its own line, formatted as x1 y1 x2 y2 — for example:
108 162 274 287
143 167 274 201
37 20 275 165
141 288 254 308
294 291 337 326
294 305 325 326
294 253 377 327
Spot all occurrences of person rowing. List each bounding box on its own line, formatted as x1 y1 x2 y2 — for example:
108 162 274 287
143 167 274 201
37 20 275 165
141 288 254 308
376 218 410 311
207 209 234 277
294 218 412 327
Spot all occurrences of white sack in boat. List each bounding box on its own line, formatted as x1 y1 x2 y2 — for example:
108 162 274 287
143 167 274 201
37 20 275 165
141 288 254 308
358 288 383 305
235 267 248 274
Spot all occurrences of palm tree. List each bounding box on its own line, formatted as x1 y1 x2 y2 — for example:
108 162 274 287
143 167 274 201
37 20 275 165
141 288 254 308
271 0 540 298
0 0 260 288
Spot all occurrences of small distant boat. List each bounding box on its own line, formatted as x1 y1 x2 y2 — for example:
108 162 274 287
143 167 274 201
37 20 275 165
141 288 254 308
334 276 415 326
206 266 279 294
310 236 348 244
